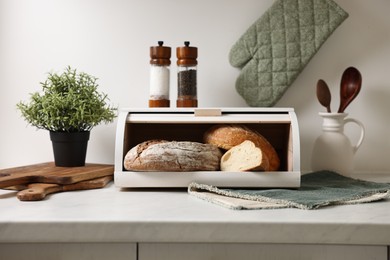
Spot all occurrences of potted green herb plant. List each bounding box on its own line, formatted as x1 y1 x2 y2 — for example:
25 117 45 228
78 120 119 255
17 66 116 167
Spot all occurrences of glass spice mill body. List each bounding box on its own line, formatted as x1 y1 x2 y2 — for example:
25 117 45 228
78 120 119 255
149 41 171 107
176 41 198 107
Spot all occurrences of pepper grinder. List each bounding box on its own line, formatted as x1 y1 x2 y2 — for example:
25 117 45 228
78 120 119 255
176 41 198 107
149 41 171 107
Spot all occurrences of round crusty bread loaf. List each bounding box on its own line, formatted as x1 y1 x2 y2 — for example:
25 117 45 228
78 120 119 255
124 140 222 172
220 140 269 172
203 124 280 171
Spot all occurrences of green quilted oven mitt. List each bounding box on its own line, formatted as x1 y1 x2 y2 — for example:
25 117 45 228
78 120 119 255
229 0 348 107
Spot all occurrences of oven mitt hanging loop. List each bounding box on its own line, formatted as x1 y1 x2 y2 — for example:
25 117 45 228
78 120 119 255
229 0 348 107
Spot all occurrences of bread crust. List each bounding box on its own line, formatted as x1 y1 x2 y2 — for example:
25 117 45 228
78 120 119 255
203 124 280 171
124 140 222 172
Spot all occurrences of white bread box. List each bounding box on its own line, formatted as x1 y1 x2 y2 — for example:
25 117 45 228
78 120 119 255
114 107 300 188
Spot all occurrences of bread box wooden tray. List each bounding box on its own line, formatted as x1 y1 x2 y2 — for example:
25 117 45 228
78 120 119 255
114 108 300 188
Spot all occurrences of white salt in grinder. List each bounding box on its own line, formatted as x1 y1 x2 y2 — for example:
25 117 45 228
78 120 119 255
149 41 171 107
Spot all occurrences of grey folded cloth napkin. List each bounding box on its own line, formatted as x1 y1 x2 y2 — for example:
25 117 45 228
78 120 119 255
188 171 390 210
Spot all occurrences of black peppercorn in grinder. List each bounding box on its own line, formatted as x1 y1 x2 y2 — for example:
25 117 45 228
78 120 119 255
176 41 198 107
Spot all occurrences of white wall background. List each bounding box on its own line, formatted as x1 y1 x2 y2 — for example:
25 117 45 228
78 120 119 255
1 0 389 173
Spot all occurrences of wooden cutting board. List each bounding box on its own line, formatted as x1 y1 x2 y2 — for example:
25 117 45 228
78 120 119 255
0 162 114 189
15 175 113 201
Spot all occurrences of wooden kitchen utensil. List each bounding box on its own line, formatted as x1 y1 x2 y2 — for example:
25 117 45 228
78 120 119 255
16 175 113 201
0 162 114 189
338 67 362 113
316 79 332 112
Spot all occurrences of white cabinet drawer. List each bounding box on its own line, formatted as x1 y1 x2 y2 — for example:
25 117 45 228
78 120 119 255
0 243 137 260
139 243 387 260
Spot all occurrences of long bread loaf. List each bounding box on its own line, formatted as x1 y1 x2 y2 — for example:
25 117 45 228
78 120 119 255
124 140 222 172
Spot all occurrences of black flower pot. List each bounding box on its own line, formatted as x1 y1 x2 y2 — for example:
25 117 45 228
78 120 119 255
50 131 90 167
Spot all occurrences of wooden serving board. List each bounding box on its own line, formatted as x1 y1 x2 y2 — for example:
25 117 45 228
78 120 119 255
15 175 113 201
0 162 114 189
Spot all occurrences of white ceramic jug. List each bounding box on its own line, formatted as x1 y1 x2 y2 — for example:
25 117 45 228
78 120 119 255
311 112 365 176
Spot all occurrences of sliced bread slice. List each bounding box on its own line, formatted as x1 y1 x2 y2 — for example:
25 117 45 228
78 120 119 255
220 140 269 172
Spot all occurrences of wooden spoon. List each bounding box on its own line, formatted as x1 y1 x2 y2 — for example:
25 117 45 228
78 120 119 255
316 79 332 113
338 67 362 113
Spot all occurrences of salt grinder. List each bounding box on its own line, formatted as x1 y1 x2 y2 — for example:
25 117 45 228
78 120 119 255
149 41 171 107
176 41 198 107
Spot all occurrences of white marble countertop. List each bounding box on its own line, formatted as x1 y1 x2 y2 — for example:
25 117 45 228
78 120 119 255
1 174 390 246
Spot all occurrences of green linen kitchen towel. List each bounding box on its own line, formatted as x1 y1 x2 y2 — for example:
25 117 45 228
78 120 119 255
188 171 390 210
229 0 348 107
